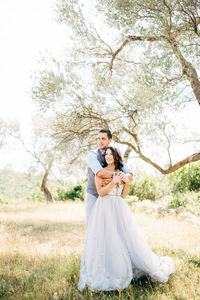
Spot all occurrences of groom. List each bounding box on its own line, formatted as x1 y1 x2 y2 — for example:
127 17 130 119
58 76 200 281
85 129 133 226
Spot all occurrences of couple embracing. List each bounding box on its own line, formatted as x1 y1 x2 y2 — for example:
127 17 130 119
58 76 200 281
78 129 175 291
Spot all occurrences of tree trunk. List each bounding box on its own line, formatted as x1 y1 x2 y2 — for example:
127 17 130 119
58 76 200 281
41 170 54 203
169 37 200 105
124 147 132 162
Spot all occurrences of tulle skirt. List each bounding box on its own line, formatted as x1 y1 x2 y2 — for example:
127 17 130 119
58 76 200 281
78 194 175 291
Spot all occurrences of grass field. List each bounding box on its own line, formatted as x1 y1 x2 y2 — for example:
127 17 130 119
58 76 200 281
0 201 200 300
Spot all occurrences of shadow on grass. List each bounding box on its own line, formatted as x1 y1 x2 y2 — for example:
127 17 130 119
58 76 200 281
1 216 199 299
76 276 172 300
0 251 175 300
1 247 200 300
2 219 85 239
0 252 79 300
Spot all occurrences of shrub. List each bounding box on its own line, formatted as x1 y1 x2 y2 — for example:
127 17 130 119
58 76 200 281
171 163 200 193
0 197 9 204
56 183 85 201
129 173 169 201
130 178 157 200
126 195 139 206
56 188 66 201
30 190 45 202
168 193 188 209
184 191 200 216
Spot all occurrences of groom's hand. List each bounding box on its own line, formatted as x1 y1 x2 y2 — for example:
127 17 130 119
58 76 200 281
101 178 113 187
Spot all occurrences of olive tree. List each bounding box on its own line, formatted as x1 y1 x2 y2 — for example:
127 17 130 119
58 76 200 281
32 0 200 174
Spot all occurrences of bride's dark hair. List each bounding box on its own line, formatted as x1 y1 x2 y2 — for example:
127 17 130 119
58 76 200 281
103 147 124 170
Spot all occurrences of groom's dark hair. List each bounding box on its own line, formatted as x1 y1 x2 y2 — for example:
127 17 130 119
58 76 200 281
99 129 112 139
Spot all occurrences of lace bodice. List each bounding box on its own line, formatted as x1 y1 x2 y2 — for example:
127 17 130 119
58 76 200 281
107 183 124 196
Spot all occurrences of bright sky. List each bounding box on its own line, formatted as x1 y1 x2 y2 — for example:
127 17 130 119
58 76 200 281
0 0 69 171
0 0 68 119
0 0 199 174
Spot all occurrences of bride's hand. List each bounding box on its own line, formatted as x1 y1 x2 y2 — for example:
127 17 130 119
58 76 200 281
121 173 129 183
112 173 123 184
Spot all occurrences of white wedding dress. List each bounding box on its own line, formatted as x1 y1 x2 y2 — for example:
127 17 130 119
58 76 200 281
78 183 175 291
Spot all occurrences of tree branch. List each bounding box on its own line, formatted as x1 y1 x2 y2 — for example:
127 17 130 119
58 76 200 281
168 36 200 104
109 35 166 72
123 146 132 162
113 135 200 174
107 33 200 105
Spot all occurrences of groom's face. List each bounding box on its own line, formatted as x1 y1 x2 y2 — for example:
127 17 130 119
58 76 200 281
97 132 112 149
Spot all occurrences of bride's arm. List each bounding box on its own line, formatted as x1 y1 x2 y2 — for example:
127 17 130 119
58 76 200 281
121 174 130 198
95 173 122 197
97 168 114 179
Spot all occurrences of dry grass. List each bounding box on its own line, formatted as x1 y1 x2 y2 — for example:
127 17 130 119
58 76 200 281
0 201 200 299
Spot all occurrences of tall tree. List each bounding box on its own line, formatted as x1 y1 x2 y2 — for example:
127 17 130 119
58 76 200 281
13 115 65 203
32 0 200 174
0 119 7 149
0 119 19 149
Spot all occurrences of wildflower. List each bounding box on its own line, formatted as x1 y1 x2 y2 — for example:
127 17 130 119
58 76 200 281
53 292 58 300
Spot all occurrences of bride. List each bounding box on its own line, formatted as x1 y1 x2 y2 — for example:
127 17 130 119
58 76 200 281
78 147 175 291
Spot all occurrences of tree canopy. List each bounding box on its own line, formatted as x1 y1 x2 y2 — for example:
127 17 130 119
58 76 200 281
32 0 200 174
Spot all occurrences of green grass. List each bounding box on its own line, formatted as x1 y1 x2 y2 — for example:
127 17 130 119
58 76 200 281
0 202 200 299
0 251 199 299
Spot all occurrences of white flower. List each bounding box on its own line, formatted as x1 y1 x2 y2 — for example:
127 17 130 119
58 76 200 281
53 292 58 300
1 279 6 288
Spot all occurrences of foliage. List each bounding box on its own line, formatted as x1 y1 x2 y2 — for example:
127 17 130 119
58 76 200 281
0 169 41 202
129 178 157 201
30 190 45 203
0 168 63 203
0 119 20 149
56 183 85 201
171 163 200 193
0 119 7 149
0 197 9 205
168 193 188 209
126 195 139 207
184 191 200 216
32 0 200 175
167 190 200 215
129 173 170 201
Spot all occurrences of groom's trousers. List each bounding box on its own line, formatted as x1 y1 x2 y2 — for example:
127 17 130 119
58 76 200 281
85 192 98 227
